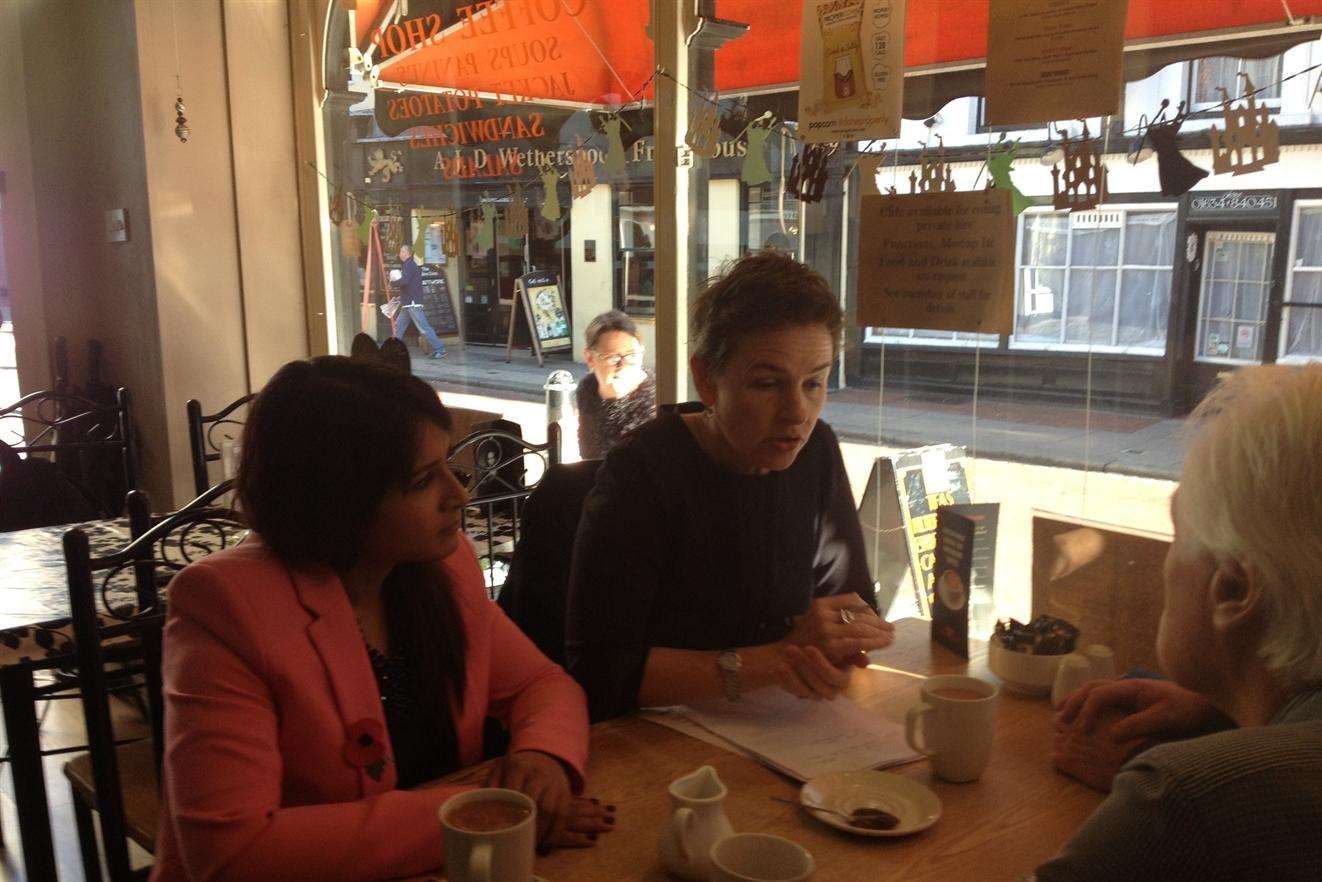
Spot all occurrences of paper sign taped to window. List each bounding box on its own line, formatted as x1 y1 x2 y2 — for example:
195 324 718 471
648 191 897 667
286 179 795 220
799 0 906 144
984 0 1127 126
857 189 1015 334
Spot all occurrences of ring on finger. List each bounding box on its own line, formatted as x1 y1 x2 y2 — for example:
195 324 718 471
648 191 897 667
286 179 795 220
838 608 856 625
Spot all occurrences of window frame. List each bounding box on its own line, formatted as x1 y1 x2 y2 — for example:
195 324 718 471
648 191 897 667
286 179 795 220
1186 55 1284 115
1009 204 1179 356
1279 199 1322 365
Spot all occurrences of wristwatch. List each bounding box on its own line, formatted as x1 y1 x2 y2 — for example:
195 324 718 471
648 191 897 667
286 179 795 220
716 650 742 702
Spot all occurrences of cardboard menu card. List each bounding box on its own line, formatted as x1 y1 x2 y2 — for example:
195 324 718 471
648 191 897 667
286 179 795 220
932 503 1000 658
985 0 1128 126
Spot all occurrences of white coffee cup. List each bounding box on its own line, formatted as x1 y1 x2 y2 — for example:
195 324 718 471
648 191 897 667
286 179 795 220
709 833 814 882
440 788 537 882
905 675 999 783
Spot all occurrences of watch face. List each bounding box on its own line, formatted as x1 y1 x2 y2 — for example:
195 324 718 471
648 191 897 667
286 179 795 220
717 651 741 672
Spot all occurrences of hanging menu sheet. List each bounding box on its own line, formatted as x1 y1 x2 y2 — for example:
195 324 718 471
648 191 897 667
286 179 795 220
985 0 1128 126
857 189 1015 333
799 0 907 144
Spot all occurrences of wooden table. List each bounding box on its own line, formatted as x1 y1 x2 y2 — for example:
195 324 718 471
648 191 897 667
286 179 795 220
415 619 1105 881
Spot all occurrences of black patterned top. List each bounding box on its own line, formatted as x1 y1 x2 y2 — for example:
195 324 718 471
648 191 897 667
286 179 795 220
365 641 459 789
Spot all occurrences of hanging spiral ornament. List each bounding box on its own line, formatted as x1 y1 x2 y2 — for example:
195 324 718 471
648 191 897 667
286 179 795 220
174 94 190 143
169 0 188 143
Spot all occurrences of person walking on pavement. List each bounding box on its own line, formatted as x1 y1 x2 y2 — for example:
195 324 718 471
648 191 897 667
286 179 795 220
392 245 447 359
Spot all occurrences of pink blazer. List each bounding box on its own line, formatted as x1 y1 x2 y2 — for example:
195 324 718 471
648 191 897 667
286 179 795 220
150 536 589 882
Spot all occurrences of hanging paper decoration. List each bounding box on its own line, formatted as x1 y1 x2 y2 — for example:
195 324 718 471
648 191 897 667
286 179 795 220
412 222 426 261
338 218 360 259
1050 121 1108 212
1138 100 1209 197
1209 74 1280 177
477 203 497 251
604 114 628 176
986 141 1033 215
329 186 346 225
685 93 722 159
786 142 836 203
441 218 460 257
504 183 530 237
357 205 375 248
540 164 562 221
570 139 596 199
741 113 774 186
910 136 955 194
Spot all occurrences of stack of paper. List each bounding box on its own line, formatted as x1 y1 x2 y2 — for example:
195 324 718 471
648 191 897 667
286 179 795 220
653 688 921 782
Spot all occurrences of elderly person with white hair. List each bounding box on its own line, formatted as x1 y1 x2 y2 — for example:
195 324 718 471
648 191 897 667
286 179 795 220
1033 363 1322 882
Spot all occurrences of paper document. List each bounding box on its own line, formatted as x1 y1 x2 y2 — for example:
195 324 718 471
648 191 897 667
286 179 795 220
666 688 921 783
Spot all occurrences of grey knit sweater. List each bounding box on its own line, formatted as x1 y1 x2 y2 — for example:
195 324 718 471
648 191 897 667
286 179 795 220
1036 686 1322 882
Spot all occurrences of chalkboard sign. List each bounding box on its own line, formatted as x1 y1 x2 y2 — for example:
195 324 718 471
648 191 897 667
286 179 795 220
419 263 459 336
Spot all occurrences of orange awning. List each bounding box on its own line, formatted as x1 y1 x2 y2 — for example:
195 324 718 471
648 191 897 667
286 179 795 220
370 0 1322 108
717 0 1322 91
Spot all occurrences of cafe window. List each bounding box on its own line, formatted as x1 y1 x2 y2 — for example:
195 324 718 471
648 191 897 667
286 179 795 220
1281 203 1322 364
1190 55 1282 109
867 327 1000 347
1012 208 1176 353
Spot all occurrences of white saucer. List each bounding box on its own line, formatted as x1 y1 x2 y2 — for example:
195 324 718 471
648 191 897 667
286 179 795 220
800 771 941 838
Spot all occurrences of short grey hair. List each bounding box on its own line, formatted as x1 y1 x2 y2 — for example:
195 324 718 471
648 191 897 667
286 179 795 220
584 310 638 350
1179 363 1322 688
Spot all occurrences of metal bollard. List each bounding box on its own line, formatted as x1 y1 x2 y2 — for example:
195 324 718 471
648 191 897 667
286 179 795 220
544 369 577 426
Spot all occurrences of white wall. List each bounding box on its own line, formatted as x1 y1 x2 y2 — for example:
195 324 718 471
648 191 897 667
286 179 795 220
0 0 51 396
709 178 741 277
569 182 613 362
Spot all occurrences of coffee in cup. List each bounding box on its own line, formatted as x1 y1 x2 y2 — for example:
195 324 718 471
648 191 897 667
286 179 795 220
448 799 533 833
440 788 537 882
905 675 999 783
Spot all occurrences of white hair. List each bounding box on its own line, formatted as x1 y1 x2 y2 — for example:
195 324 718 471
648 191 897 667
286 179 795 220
1179 363 1322 687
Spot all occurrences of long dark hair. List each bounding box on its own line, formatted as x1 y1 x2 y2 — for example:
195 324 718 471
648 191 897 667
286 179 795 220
236 356 468 712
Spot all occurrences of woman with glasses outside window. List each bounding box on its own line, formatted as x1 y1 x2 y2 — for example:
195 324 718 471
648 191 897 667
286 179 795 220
575 311 656 460
565 253 893 723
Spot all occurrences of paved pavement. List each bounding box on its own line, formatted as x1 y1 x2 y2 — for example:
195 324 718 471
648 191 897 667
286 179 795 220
412 342 1187 481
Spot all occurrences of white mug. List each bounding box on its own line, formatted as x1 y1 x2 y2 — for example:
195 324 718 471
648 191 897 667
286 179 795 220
905 675 999 783
709 833 814 882
440 788 537 882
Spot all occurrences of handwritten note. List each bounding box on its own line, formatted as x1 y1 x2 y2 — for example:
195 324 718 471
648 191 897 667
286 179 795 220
663 688 920 782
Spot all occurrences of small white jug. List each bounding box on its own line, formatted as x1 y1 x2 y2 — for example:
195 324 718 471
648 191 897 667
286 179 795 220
658 765 735 880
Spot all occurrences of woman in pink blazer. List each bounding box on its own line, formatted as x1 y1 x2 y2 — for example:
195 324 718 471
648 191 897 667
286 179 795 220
151 357 611 882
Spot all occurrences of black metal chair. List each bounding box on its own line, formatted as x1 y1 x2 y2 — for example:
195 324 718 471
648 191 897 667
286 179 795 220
495 460 600 666
448 422 561 597
61 481 245 882
0 385 137 523
185 393 254 497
